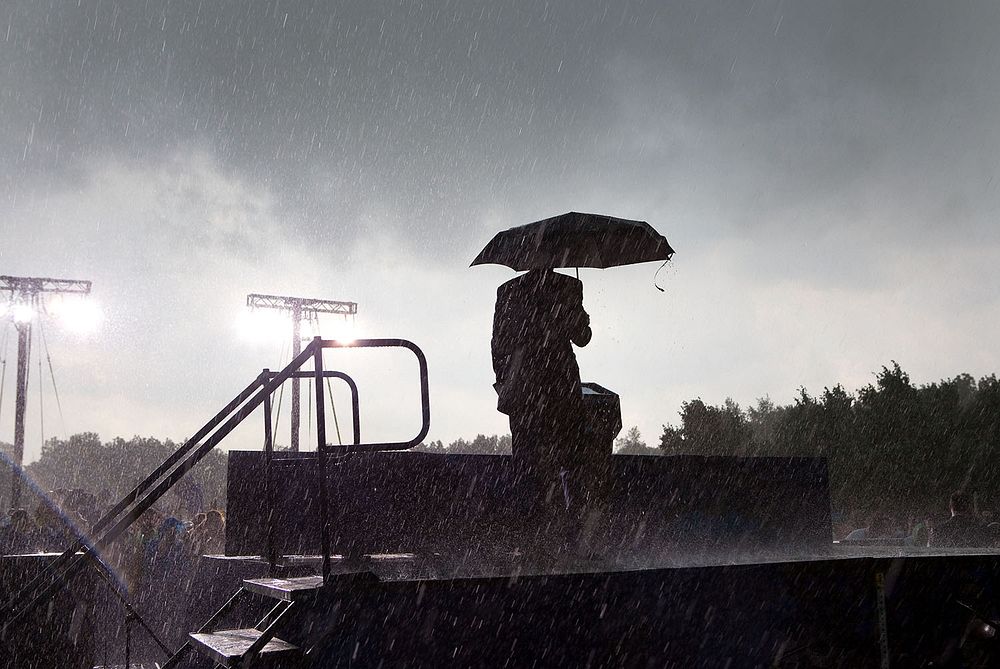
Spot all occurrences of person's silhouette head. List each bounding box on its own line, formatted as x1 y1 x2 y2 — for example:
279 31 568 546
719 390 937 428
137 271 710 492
950 491 974 516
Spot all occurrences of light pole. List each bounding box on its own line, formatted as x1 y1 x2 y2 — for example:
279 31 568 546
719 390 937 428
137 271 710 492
245 293 357 451
1 276 92 508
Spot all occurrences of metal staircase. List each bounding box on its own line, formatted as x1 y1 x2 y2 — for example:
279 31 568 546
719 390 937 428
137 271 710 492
163 572 379 668
167 576 323 668
1 337 429 667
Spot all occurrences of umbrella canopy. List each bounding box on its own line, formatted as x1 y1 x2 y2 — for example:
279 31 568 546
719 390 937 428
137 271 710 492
470 211 674 271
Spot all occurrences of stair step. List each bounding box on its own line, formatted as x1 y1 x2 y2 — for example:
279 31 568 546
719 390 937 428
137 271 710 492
244 575 326 602
188 628 299 666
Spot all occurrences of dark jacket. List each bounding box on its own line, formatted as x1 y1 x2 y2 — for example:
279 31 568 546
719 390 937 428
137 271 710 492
931 513 991 548
491 270 591 415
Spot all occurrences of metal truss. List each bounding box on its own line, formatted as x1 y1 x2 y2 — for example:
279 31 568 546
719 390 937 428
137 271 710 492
246 293 357 315
1 275 92 298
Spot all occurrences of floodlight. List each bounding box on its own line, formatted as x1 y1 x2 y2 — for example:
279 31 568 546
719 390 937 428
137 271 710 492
0 274 93 508
11 303 35 323
244 292 358 451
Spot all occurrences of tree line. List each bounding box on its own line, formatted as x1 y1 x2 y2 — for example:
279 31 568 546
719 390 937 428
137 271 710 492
3 361 998 520
417 434 512 454
655 363 1000 517
1 433 227 516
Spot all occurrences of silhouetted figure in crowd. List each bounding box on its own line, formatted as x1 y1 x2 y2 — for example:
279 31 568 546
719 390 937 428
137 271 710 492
123 508 166 591
1 508 33 555
492 268 592 548
33 503 69 552
188 509 225 555
931 491 990 548
146 517 188 570
844 514 902 542
910 515 932 547
188 512 207 538
141 517 193 645
989 521 1000 548
63 488 100 529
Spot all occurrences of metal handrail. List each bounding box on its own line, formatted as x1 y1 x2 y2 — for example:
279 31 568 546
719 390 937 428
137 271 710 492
262 368 362 573
262 369 362 447
1 336 431 637
1 342 318 637
1 375 268 619
311 337 432 579
318 338 432 452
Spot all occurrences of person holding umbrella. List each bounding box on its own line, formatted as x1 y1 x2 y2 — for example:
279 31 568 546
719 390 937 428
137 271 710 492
491 265 592 538
473 211 674 557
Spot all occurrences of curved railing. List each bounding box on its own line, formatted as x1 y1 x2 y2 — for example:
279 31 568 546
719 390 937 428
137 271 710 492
316 338 431 452
257 340 432 574
261 368 362 447
308 338 431 578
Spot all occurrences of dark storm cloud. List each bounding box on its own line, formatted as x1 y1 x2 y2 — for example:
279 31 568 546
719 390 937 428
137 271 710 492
4 0 999 265
588 1 1000 290
3 0 628 256
2 0 1000 453
616 2 1000 205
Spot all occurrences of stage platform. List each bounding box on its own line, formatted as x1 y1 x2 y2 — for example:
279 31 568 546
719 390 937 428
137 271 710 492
226 450 834 570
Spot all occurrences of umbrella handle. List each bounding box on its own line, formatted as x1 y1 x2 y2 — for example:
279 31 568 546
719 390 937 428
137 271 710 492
653 259 670 292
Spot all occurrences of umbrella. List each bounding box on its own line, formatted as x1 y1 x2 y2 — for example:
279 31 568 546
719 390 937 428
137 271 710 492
470 211 674 271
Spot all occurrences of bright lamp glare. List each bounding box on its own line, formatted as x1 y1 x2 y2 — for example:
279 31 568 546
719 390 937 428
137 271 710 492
11 304 35 324
327 319 357 345
237 309 290 344
57 299 103 334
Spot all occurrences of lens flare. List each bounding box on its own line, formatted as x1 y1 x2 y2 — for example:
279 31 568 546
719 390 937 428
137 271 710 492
0 452 128 590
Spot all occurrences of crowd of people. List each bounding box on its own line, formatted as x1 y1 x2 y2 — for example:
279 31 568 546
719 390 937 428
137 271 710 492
836 491 1000 549
5 485 1000 565
0 488 231 653
0 487 227 590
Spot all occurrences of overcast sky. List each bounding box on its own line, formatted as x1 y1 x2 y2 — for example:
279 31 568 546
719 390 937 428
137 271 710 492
2 0 999 461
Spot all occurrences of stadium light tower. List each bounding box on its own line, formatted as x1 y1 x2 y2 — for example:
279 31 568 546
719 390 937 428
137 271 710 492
246 293 358 451
1 275 92 507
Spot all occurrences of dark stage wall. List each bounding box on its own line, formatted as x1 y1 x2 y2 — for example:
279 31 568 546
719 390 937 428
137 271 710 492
300 554 1000 668
226 452 832 563
6 550 999 667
